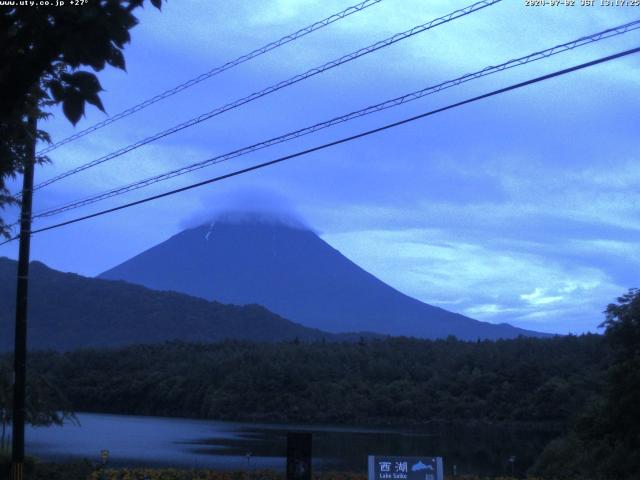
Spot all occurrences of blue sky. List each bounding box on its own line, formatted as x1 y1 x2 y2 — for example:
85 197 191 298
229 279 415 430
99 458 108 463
1 0 639 334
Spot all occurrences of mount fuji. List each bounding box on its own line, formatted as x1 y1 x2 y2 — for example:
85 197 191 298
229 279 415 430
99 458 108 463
100 213 547 340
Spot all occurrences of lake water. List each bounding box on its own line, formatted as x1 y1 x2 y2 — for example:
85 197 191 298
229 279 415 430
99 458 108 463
17 413 556 476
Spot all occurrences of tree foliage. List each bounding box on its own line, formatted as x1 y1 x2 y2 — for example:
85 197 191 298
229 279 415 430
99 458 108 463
0 0 163 237
15 335 606 427
0 359 75 434
599 288 640 450
1 0 162 121
532 289 640 480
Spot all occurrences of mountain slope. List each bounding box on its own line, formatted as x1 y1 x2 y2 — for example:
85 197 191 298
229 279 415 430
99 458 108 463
0 257 343 351
100 214 546 340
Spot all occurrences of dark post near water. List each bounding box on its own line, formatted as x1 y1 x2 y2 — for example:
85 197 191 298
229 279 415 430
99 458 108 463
11 112 37 480
286 432 312 480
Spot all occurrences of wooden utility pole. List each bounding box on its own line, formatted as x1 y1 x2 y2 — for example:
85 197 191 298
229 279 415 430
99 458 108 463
11 112 37 480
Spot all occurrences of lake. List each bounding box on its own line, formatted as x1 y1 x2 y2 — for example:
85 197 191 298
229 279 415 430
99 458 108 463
17 412 556 476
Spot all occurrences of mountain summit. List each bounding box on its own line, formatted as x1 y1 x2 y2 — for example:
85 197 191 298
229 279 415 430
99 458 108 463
100 213 546 340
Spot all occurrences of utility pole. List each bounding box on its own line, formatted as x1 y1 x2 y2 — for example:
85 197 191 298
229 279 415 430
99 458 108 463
11 111 37 480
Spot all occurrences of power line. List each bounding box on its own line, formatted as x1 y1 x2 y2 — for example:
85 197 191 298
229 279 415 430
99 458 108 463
29 0 502 193
30 19 640 220
3 45 637 246
36 0 386 156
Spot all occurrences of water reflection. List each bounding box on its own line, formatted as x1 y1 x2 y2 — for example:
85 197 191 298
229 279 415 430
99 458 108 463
23 413 557 476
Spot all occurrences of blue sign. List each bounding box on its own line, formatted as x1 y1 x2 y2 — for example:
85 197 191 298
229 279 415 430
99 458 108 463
368 456 443 480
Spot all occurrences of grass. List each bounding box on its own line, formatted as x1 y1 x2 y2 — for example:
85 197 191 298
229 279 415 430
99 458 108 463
87 468 540 480
0 458 550 480
0 454 93 480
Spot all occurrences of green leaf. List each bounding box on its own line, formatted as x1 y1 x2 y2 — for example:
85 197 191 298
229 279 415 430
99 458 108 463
107 47 126 71
48 81 65 102
69 71 103 96
62 93 85 126
85 92 105 113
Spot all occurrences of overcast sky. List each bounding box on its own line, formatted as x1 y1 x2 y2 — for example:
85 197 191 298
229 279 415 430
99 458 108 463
2 0 639 334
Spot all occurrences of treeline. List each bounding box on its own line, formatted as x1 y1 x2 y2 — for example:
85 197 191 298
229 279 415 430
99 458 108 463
14 334 607 426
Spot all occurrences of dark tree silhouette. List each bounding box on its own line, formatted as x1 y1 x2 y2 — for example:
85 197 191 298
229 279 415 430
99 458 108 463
597 288 640 477
0 359 74 439
0 0 163 237
533 289 640 480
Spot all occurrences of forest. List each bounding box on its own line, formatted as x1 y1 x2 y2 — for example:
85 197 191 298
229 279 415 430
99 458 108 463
14 335 605 426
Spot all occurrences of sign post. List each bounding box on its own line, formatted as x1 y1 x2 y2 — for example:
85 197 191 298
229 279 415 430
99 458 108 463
286 432 312 480
368 456 443 480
